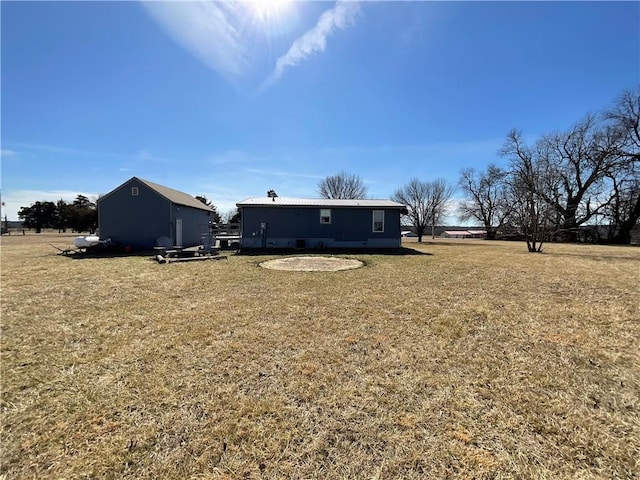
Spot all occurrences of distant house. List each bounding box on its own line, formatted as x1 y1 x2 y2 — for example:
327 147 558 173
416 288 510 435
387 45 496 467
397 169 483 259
236 196 408 249
442 229 487 239
467 229 488 239
98 177 215 250
443 230 471 239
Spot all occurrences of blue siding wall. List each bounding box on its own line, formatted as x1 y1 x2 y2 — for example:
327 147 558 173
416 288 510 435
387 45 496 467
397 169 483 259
99 179 213 249
171 204 214 248
99 180 171 249
241 206 402 248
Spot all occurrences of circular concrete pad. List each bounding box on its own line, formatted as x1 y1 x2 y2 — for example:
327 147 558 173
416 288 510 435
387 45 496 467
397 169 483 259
259 256 364 272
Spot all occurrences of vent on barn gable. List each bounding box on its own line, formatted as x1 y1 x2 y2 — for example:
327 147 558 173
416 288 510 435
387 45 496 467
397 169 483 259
132 187 139 196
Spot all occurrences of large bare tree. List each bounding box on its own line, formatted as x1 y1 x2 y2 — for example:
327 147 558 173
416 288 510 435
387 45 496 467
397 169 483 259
542 116 626 240
501 113 628 244
391 178 454 242
601 86 640 243
605 86 640 155
458 165 513 239
601 171 639 243
318 172 368 199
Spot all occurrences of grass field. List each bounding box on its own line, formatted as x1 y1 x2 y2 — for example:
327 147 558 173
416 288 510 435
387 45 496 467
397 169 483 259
1 233 639 479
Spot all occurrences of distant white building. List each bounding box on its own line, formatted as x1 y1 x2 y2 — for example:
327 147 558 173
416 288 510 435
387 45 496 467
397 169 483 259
442 229 487 239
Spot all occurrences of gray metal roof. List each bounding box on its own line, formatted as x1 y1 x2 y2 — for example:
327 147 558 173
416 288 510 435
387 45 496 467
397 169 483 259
237 197 407 209
136 177 214 211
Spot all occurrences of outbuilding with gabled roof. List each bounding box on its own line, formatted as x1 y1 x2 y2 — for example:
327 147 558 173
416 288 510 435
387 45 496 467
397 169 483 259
236 196 408 249
98 177 215 250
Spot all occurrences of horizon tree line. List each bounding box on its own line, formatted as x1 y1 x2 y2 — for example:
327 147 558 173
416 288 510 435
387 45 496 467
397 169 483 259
17 195 98 234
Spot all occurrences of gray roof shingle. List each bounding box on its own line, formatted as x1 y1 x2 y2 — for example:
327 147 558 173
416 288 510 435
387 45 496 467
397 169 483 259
136 177 214 211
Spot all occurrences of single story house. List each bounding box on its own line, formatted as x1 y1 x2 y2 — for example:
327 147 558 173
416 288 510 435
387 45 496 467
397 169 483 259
98 177 216 250
442 229 487 239
467 229 488 238
236 196 408 249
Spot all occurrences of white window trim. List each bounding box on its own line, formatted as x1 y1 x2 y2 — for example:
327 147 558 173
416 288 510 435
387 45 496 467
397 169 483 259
372 210 384 233
131 187 139 196
320 208 332 224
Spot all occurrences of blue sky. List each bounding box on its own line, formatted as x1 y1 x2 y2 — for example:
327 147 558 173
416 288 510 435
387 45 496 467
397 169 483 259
2 1 638 221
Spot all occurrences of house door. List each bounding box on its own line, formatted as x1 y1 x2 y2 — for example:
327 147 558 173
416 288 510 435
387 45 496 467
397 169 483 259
176 218 183 246
260 222 267 248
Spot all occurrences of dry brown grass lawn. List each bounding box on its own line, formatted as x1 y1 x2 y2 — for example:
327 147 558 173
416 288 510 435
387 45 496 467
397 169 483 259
1 233 639 479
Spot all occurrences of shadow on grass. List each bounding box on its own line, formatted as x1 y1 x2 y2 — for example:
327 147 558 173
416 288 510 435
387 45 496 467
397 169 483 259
58 246 239 260
59 245 433 259
545 250 640 262
414 240 506 248
237 246 431 256
60 250 157 260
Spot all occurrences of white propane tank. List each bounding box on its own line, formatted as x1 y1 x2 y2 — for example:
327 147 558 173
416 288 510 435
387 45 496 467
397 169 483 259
73 235 100 248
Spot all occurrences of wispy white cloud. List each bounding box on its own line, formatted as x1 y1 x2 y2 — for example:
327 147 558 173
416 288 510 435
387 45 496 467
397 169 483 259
5 142 176 165
141 1 360 92
1 149 18 157
135 149 174 164
401 18 422 45
206 149 269 166
5 142 129 160
244 168 324 180
315 138 507 158
5 142 114 158
259 1 361 93
142 1 250 81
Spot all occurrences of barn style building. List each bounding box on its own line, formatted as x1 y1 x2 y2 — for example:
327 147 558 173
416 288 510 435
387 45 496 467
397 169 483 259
98 177 215 250
236 196 408 249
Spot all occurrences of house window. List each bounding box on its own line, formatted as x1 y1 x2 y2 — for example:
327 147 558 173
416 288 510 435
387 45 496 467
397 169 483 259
131 187 139 196
320 209 331 224
373 210 384 232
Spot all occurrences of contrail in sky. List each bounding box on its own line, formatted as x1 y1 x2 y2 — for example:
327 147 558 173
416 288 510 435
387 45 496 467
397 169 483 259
259 1 361 94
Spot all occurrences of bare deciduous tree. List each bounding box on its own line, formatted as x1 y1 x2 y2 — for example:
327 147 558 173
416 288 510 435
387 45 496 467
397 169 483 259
458 165 512 239
475 86 639 250
534 116 626 241
601 86 640 243
391 178 454 242
500 108 631 247
605 86 640 155
601 171 639 243
224 207 241 224
500 131 555 252
318 172 368 199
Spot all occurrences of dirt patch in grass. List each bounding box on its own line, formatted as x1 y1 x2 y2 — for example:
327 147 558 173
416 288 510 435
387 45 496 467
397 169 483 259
1 233 639 479
259 256 364 272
